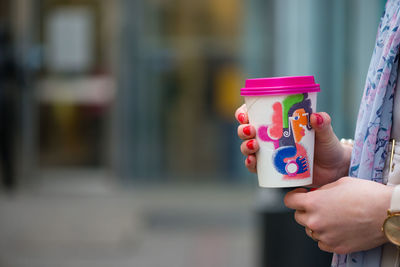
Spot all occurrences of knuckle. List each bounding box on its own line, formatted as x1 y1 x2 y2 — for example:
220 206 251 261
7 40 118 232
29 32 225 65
307 217 321 232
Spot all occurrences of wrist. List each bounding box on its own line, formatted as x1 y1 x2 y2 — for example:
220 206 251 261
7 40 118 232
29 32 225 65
381 185 395 244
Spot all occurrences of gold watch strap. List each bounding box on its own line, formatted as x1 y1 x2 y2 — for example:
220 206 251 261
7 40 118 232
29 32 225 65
390 139 396 172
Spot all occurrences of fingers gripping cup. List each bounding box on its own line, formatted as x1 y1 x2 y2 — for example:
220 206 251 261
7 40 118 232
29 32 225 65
241 76 320 188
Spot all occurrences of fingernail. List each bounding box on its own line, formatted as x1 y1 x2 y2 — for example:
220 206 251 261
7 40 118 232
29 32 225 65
238 113 246 123
314 114 323 125
246 156 251 165
310 188 318 191
246 140 255 150
243 126 251 136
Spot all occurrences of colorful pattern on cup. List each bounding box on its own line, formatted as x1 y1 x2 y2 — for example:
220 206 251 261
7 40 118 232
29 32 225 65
257 93 312 179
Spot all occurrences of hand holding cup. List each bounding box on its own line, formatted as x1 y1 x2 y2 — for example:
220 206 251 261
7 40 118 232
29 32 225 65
240 76 320 187
236 108 352 187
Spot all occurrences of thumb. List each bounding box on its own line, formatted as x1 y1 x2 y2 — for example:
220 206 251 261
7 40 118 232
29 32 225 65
310 112 338 143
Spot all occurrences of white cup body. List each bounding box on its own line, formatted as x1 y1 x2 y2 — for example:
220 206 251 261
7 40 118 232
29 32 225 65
245 92 317 188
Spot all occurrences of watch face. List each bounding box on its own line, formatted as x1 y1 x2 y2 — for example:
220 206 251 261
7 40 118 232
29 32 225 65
383 215 400 246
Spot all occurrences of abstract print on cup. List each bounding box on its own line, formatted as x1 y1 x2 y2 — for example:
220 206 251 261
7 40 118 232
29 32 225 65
258 93 313 179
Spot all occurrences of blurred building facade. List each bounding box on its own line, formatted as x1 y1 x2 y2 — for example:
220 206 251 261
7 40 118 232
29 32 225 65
2 0 386 186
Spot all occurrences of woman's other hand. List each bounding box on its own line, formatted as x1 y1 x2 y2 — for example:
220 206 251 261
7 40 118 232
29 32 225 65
284 177 393 254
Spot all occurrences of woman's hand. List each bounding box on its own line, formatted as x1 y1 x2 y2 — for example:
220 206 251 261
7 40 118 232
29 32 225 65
235 104 258 173
235 104 351 186
284 177 393 254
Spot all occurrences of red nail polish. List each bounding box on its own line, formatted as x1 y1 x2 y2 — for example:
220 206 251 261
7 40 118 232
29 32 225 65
310 188 318 191
246 140 255 150
246 156 251 165
243 126 251 136
238 113 246 123
314 114 323 125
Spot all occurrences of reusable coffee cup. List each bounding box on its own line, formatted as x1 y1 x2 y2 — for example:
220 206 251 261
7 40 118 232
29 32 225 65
241 76 320 188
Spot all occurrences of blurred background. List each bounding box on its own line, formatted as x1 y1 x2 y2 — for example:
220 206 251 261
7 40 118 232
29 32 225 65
0 0 386 266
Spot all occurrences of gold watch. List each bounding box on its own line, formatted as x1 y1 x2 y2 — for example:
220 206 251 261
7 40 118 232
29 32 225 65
382 210 400 246
382 185 400 246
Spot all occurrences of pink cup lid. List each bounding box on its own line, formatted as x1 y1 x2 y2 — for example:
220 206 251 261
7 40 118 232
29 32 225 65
241 76 320 96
